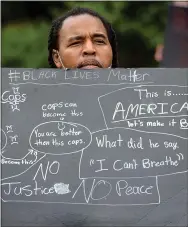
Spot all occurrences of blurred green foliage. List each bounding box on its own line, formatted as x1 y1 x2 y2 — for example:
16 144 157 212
2 23 49 67
2 1 169 68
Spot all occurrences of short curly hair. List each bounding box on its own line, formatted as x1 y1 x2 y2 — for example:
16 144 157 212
48 7 119 68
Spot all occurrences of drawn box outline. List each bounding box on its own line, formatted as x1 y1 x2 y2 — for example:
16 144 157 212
0 175 160 206
97 84 188 140
78 129 188 180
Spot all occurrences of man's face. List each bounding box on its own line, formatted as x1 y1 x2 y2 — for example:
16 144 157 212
52 14 113 69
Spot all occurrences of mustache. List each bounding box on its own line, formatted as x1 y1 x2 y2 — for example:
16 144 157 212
77 59 103 68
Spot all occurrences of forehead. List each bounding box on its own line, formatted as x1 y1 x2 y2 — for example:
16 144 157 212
59 14 108 38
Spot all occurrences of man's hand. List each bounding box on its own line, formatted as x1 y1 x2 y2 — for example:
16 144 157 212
173 1 188 8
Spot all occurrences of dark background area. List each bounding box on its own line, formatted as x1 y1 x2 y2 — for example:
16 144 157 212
2 1 169 68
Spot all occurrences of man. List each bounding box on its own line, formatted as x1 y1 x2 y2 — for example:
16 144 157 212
155 1 188 67
48 7 118 69
154 44 164 63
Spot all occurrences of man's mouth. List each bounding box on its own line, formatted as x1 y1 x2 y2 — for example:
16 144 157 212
80 65 99 69
77 59 102 69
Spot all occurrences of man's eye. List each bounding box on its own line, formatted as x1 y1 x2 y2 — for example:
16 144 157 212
70 42 81 46
95 40 105 44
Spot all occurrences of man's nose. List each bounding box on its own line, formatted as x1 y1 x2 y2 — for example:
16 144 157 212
82 40 96 56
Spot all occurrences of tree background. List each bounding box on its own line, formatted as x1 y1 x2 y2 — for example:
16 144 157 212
2 1 169 68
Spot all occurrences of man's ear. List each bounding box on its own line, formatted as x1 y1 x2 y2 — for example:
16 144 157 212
52 49 62 68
